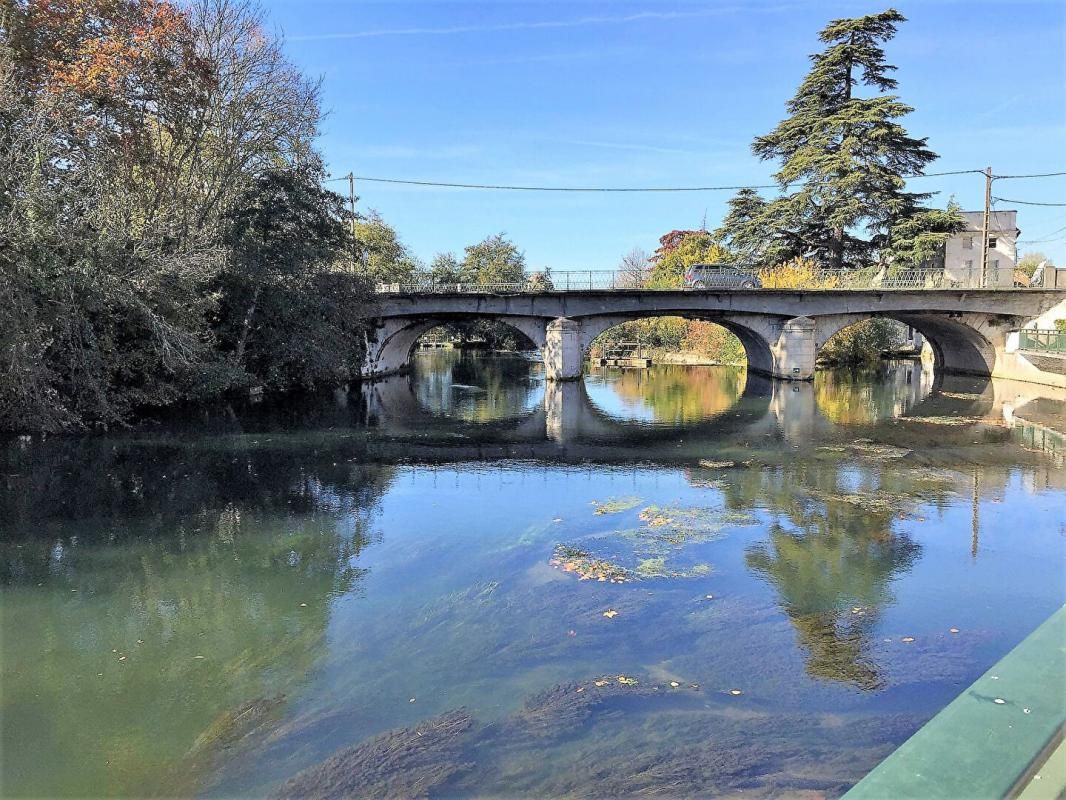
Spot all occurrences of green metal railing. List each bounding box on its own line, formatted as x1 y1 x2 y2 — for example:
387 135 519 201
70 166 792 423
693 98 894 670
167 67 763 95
1018 329 1066 354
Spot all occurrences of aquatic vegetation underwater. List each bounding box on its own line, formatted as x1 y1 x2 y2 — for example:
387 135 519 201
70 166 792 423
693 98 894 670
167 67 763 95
549 502 755 584
592 496 643 515
273 710 477 799
195 674 932 799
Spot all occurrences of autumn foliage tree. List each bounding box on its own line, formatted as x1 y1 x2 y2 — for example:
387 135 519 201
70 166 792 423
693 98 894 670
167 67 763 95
592 232 744 363
1 0 368 431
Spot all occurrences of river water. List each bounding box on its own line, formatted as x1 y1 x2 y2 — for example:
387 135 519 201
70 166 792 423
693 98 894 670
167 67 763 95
2 351 1064 798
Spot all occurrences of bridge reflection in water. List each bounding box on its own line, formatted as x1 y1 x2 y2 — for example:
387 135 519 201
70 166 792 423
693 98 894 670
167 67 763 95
353 354 1065 469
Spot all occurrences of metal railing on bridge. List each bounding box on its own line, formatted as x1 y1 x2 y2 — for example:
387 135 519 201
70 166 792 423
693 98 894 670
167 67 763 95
1018 329 1066 354
376 267 1016 294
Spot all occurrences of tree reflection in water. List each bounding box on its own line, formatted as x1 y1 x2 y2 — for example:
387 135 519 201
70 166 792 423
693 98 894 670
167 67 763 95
746 521 920 690
0 438 394 797
591 363 747 423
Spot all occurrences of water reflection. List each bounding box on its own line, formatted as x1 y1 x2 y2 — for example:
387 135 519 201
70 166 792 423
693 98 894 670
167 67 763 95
2 355 1064 798
0 466 390 797
815 361 936 425
356 356 1063 468
584 363 748 423
412 350 544 422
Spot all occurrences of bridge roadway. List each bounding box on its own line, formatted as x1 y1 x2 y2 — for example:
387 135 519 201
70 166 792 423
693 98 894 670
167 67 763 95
364 288 1066 388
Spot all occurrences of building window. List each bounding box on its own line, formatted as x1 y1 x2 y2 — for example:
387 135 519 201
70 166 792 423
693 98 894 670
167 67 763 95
988 237 997 249
963 236 974 249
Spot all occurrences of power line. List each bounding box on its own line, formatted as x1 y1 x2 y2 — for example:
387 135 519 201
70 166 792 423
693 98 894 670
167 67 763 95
344 176 785 192
1018 224 1066 244
322 167 1064 193
992 197 1066 207
919 169 989 177
993 170 1066 180
326 168 987 193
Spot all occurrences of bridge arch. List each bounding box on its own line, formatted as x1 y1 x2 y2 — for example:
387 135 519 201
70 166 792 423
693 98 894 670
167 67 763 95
363 315 548 377
575 313 780 376
812 313 1001 376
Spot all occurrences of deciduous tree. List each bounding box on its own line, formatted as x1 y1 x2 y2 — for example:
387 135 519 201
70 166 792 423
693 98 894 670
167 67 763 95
461 233 526 285
355 212 419 283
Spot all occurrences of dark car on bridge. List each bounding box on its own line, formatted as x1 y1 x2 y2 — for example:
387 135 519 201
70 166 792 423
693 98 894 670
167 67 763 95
684 264 761 290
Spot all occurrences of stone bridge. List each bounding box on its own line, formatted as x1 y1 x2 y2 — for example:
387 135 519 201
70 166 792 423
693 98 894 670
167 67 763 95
364 289 1066 387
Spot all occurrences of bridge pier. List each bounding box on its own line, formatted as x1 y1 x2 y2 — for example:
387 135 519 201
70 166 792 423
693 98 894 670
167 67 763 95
545 317 583 381
771 316 817 381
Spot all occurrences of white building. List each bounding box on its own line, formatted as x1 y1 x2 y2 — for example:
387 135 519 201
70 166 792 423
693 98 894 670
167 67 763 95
943 210 1020 288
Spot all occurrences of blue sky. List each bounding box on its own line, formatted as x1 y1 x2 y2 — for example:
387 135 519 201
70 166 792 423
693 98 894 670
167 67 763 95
263 0 1066 269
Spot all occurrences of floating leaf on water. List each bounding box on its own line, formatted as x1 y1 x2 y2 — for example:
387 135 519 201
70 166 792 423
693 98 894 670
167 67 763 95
697 460 735 469
901 637 915 643
639 507 675 527
550 545 631 583
602 609 618 619
616 676 638 686
594 679 609 687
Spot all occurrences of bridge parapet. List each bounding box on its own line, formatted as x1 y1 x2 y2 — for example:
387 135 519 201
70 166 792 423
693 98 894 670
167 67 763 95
376 267 1056 295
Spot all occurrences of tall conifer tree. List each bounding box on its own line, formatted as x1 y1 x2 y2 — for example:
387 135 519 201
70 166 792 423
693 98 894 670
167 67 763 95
720 9 959 270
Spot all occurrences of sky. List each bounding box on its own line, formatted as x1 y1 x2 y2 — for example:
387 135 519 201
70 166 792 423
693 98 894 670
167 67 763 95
261 0 1066 269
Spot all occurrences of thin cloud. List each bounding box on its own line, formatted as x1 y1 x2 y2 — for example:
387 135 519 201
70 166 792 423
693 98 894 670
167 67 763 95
288 6 791 42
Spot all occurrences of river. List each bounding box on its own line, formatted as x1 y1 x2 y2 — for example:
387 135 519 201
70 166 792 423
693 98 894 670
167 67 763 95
1 351 1064 798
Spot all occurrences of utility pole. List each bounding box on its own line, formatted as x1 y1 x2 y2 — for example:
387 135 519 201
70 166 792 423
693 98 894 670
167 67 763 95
979 166 992 288
348 172 357 274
